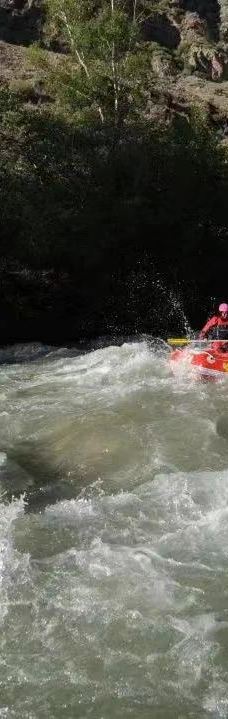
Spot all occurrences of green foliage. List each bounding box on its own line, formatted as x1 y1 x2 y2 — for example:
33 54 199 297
0 85 21 124
1 1 228 335
0 88 227 273
34 0 157 125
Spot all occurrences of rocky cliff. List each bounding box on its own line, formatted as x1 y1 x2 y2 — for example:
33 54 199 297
0 0 228 134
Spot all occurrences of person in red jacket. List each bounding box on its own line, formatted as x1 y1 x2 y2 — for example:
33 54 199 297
199 303 228 347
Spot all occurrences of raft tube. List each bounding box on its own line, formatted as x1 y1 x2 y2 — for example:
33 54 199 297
170 344 228 380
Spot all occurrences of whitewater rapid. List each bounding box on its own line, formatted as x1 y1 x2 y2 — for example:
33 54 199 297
1 340 228 718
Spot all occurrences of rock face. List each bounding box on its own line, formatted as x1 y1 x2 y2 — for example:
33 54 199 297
0 0 226 70
181 11 208 40
1 0 228 130
0 0 43 45
181 0 220 41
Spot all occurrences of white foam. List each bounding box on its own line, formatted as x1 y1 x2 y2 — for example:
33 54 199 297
0 496 26 624
1 342 228 714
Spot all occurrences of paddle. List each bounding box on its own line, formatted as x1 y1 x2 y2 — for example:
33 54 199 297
167 338 194 346
167 338 228 346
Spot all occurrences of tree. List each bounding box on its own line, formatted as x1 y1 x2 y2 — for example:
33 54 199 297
31 0 158 125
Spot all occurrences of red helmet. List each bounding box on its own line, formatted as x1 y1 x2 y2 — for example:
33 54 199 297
219 303 228 313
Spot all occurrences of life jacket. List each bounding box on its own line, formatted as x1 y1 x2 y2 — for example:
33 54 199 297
208 316 228 340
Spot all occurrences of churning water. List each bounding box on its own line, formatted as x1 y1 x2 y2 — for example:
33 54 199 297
1 340 228 718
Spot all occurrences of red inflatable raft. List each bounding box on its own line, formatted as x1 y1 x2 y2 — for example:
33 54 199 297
169 341 228 380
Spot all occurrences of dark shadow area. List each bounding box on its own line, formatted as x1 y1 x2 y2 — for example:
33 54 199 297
142 13 181 49
0 90 228 341
0 0 43 45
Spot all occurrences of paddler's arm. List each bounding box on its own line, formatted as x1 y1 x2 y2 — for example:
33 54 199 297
199 316 217 339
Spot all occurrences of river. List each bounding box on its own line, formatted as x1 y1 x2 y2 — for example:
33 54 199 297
1 339 228 718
